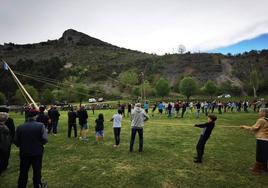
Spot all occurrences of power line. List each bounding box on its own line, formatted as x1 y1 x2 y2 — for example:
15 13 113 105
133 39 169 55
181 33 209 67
13 71 90 97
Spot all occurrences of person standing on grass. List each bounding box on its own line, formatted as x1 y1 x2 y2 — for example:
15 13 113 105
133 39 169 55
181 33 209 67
144 101 149 114
237 101 242 112
223 102 228 113
121 104 126 117
174 101 180 118
218 101 223 114
67 106 77 138
111 110 123 147
204 101 209 116
211 101 216 113
194 114 217 163
14 111 48 188
195 101 201 118
48 105 60 135
127 103 132 117
0 107 15 172
129 103 149 153
243 101 249 113
158 101 164 116
77 106 89 141
151 103 157 117
167 103 172 118
92 104 96 115
95 114 104 143
240 108 268 175
36 106 49 131
189 102 194 113
0 112 11 176
181 102 187 118
201 102 204 113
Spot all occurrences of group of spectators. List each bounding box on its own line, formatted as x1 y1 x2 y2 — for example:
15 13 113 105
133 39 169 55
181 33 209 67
0 98 268 188
144 99 268 118
1 106 48 188
0 103 150 188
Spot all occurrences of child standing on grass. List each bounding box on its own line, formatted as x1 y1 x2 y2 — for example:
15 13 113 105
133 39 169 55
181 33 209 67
111 110 123 147
95 114 104 143
194 114 217 163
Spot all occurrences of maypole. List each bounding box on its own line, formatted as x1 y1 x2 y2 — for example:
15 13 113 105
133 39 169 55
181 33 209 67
1 60 39 109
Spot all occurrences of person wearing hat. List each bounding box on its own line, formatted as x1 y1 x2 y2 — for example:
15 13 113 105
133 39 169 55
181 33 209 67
0 106 15 172
129 103 149 152
241 108 268 174
0 112 11 175
14 110 48 188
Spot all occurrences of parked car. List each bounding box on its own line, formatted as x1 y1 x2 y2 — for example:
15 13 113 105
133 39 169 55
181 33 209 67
54 101 68 106
88 98 97 103
98 97 104 102
217 94 231 98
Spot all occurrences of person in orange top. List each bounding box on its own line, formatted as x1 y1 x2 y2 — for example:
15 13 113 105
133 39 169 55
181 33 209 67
241 108 268 174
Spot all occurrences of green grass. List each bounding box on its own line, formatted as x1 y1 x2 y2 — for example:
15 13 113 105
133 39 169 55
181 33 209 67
1 109 268 188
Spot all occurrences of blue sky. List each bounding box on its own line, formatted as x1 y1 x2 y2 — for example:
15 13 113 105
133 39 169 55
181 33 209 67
209 33 268 54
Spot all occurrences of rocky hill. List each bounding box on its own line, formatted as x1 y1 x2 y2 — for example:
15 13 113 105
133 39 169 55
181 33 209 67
0 29 268 100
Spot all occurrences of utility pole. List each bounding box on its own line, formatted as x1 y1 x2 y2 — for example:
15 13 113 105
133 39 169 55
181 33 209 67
140 72 145 103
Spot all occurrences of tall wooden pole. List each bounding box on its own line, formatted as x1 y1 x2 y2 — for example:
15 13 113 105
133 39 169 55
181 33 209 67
2 60 39 109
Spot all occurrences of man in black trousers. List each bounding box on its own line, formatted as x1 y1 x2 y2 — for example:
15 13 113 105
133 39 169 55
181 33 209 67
129 103 149 152
14 111 48 188
194 114 217 163
48 105 60 135
67 106 77 138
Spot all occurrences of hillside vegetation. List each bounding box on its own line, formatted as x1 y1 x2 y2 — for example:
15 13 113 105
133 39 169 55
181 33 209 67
0 29 268 103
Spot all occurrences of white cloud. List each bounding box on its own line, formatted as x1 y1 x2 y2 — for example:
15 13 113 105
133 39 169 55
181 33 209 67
0 0 268 54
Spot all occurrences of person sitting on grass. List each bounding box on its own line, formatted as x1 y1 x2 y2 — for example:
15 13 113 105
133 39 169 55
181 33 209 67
194 114 217 163
240 108 268 175
111 110 123 147
95 114 104 143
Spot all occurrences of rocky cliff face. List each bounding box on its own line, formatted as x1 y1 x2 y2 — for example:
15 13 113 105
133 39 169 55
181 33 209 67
59 29 113 47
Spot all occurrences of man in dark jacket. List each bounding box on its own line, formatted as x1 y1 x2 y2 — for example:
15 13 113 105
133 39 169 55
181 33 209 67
48 105 60 135
77 106 88 141
68 106 77 138
0 106 15 173
36 106 49 131
181 102 187 118
194 114 217 163
14 111 48 188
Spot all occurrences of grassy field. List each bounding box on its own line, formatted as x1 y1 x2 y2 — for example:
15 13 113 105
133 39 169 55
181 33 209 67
1 109 268 188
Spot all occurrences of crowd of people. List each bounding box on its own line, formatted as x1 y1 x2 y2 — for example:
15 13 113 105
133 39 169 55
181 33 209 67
0 98 268 187
145 100 268 118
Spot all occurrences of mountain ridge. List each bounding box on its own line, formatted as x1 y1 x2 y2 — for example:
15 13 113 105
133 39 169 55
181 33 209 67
0 29 268 100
